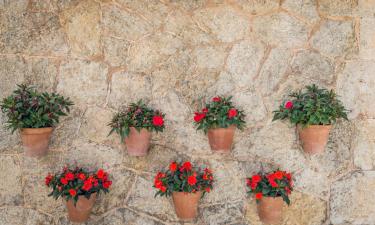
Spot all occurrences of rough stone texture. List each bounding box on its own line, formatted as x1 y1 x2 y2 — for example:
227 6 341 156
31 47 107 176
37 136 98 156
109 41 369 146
311 20 357 58
0 1 374 224
330 171 375 224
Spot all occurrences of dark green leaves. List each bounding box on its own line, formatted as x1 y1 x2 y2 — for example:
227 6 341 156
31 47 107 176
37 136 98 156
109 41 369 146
272 84 348 126
0 84 73 132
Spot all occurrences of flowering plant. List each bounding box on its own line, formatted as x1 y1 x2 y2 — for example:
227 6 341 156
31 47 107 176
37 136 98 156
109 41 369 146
0 84 73 133
108 100 165 141
153 161 214 197
45 166 112 205
194 96 245 133
246 170 293 205
272 84 348 126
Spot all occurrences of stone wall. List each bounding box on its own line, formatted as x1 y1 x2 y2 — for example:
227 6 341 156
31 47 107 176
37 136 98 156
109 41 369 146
1 0 375 224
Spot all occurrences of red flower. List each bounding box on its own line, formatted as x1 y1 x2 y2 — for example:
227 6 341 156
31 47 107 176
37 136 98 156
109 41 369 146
69 189 77 197
212 97 221 102
228 108 238 118
285 101 293 109
205 187 211 193
180 161 192 171
203 173 208 180
65 172 74 181
60 178 68 185
154 180 163 189
103 181 112 189
255 192 263 200
285 173 292 181
202 108 208 113
152 115 164 127
169 162 178 172
274 171 283 180
160 186 167 192
97 169 105 179
285 187 291 195
45 174 53 186
78 173 86 181
250 181 258 190
194 112 206 122
83 180 93 191
187 175 197 186
252 175 262 183
269 179 278 188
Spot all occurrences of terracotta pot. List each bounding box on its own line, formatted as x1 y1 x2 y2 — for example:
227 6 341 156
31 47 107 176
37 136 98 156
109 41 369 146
65 193 97 223
207 125 236 153
297 125 332 154
20 127 53 157
124 127 152 156
172 191 202 220
257 196 284 224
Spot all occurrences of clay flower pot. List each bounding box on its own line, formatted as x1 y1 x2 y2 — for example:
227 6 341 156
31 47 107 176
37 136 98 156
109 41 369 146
207 125 236 153
297 125 332 154
124 127 152 156
65 193 97 223
20 127 53 157
172 191 202 220
257 196 283 224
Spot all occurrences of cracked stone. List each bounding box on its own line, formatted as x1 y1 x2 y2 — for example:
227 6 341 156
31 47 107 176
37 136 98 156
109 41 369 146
282 0 319 24
0 156 23 206
229 0 280 15
353 119 375 170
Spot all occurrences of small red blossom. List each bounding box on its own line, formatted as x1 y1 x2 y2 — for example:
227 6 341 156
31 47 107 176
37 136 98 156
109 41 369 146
83 180 93 191
187 175 197 186
97 169 105 179
205 187 211 193
180 161 192 171
152 115 164 127
285 101 293 109
274 171 283 180
65 172 74 181
255 192 263 200
169 162 178 172
202 108 208 113
252 175 262 183
103 181 112 189
228 108 238 118
69 189 77 197
45 174 53 186
160 186 167 192
78 173 86 180
212 97 221 102
194 112 206 122
60 178 68 185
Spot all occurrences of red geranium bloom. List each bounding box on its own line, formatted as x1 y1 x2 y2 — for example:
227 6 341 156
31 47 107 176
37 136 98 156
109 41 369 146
97 169 105 179
205 187 211 193
154 180 163 189
45 174 53 186
169 162 178 172
69 189 77 197
255 192 263 200
252 175 262 183
78 173 86 180
187 175 197 186
160 186 167 192
202 108 208 113
181 161 192 171
212 97 221 102
60 178 68 185
83 180 93 191
285 101 293 109
65 172 74 181
152 115 164 127
103 181 112 189
269 179 278 188
228 108 238 118
285 173 292 181
194 112 206 122
250 181 258 190
274 171 283 180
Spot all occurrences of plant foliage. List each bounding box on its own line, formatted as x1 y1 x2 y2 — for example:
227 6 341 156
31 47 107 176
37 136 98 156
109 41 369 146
194 96 246 133
153 161 214 198
272 84 348 126
45 166 112 205
108 100 165 141
0 84 73 133
246 170 293 205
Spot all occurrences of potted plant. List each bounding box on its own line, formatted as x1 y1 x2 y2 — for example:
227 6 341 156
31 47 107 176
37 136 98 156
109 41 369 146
193 96 245 153
0 84 73 157
108 100 165 156
153 161 214 220
246 170 293 224
45 166 112 223
273 84 348 154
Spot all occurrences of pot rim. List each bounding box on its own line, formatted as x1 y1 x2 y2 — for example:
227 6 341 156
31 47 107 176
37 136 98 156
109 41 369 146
208 125 236 131
20 127 53 134
297 124 332 129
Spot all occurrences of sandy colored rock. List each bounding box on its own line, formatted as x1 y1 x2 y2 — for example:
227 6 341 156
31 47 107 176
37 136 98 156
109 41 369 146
353 120 375 170
0 156 23 206
229 0 280 15
359 18 375 60
319 0 358 17
282 0 319 24
202 201 244 225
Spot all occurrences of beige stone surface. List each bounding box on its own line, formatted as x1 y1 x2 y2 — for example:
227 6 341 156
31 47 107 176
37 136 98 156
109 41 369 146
0 1 374 224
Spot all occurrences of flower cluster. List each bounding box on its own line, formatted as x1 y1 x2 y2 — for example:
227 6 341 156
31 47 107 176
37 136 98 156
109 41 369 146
108 100 165 141
273 84 348 126
153 161 214 197
246 170 293 205
194 96 245 133
45 166 112 204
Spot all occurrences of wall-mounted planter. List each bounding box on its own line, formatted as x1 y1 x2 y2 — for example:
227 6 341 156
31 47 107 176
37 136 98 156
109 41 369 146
172 191 202 220
257 196 283 224
65 193 97 223
207 125 236 153
21 127 53 157
297 125 332 154
124 127 152 156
